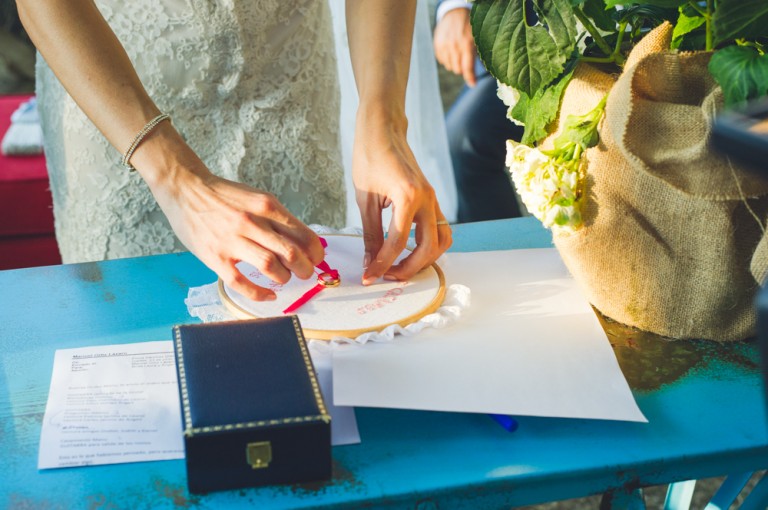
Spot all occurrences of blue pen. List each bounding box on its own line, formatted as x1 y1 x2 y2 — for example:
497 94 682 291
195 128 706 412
489 414 519 432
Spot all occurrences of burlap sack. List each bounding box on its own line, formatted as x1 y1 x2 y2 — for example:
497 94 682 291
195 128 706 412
548 22 768 341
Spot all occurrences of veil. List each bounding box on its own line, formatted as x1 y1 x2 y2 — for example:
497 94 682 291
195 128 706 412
329 0 458 227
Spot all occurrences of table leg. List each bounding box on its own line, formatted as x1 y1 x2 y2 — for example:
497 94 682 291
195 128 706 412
705 472 753 510
739 471 768 510
664 479 696 510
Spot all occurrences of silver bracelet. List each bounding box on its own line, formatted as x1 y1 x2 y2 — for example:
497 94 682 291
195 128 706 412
120 113 171 171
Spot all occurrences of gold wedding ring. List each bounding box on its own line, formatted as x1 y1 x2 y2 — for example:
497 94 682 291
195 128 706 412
317 272 341 287
436 220 450 226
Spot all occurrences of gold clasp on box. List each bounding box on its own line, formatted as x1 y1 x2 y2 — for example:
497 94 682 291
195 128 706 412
246 441 272 470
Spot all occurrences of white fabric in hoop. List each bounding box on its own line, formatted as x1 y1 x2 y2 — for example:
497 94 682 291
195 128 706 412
185 226 470 350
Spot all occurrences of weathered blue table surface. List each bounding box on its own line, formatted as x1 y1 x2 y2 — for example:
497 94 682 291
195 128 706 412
1 217 767 509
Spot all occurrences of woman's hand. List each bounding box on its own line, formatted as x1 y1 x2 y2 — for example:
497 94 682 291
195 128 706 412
133 124 325 301
352 119 452 285
18 0 324 300
346 0 452 285
433 7 477 87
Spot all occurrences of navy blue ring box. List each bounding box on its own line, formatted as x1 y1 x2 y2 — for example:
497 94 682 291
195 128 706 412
172 316 331 494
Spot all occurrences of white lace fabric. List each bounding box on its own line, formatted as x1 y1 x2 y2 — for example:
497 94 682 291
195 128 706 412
36 0 346 263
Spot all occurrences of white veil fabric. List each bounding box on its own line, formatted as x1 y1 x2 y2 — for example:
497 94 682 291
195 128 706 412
328 0 458 227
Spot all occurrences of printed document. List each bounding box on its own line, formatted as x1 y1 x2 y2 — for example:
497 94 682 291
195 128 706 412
38 341 184 469
38 340 359 469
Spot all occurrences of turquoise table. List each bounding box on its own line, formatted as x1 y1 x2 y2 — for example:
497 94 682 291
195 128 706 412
2 217 767 509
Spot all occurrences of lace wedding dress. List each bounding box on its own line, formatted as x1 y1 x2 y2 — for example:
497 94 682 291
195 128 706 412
36 0 346 263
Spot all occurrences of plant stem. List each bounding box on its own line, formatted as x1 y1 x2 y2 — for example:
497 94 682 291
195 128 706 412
687 1 706 16
614 22 627 52
580 56 615 63
705 0 713 50
573 7 615 59
737 39 766 55
688 1 713 50
594 93 608 115
611 22 628 66
573 144 582 162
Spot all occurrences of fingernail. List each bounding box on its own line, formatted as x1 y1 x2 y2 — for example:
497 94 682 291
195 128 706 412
383 274 398 281
363 253 371 269
265 293 277 301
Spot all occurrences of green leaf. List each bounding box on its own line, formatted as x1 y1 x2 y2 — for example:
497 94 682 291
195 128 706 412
551 93 608 151
675 29 706 51
713 0 768 46
512 67 576 145
671 10 706 49
581 0 617 32
615 4 678 30
471 0 578 96
708 45 768 107
509 92 534 138
535 0 581 52
604 0 686 8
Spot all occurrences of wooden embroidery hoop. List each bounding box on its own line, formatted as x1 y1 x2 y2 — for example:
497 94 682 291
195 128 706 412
218 234 446 340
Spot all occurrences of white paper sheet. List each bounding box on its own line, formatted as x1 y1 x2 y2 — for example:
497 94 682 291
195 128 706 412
39 340 359 470
309 346 361 446
38 341 184 469
332 249 647 423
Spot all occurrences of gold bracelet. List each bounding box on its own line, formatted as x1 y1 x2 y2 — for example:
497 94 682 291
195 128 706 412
120 113 171 171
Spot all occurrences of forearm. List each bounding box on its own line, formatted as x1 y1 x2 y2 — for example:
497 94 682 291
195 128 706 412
16 0 190 187
17 0 326 299
345 0 416 134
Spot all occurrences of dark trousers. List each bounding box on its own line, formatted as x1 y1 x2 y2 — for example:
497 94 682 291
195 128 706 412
446 72 524 223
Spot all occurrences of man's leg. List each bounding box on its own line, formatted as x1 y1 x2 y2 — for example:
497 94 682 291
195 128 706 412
446 73 524 223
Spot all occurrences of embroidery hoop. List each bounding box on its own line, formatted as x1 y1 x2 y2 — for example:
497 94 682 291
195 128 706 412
218 234 446 340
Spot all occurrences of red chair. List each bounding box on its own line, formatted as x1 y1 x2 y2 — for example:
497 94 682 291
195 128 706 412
0 94 61 269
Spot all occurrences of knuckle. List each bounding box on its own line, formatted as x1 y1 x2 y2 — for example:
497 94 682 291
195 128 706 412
397 185 419 204
442 234 453 251
257 252 279 275
253 194 277 216
439 225 453 242
281 244 300 266
224 270 247 290
232 211 252 230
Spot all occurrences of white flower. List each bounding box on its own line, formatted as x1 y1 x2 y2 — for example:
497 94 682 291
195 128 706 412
496 81 525 127
543 203 581 229
505 140 584 232
496 81 519 107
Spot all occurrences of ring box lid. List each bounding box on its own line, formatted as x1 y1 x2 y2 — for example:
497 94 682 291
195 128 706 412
173 316 330 437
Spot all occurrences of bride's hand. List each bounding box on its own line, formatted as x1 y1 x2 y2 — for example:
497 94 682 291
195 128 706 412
352 122 452 285
345 0 450 285
17 0 324 300
131 125 325 301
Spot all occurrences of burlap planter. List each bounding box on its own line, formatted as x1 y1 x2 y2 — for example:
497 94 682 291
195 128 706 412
548 23 768 341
